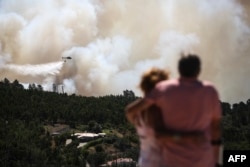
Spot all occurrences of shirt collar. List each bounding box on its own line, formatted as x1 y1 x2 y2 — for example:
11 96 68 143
179 77 200 85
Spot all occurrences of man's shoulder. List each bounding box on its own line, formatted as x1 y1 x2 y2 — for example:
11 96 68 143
154 79 179 93
159 79 178 85
201 80 218 93
202 80 215 88
157 79 178 88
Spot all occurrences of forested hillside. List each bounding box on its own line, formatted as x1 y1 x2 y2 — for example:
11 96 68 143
0 78 250 167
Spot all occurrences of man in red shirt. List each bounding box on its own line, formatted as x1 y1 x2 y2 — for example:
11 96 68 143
126 54 222 167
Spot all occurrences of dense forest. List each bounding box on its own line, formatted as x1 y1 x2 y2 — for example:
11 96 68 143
0 78 250 167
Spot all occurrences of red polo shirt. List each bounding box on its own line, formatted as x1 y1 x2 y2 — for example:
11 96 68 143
146 78 222 167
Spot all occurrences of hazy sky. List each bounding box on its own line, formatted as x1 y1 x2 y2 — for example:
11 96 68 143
0 0 250 103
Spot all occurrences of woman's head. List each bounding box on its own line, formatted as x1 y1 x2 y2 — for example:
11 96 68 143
140 67 169 94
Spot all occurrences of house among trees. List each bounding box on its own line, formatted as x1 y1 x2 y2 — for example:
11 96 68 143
73 132 106 142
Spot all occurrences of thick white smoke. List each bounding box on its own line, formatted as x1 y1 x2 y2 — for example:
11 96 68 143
0 0 250 103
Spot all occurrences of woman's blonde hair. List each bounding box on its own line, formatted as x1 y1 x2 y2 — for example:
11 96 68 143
138 67 169 129
140 67 169 94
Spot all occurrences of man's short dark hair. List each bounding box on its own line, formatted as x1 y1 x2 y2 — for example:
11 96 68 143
178 54 201 77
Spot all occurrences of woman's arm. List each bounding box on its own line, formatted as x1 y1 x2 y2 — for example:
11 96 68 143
210 118 222 164
125 98 152 125
155 128 206 145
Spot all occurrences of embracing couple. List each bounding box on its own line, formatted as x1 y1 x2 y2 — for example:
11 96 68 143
125 54 222 167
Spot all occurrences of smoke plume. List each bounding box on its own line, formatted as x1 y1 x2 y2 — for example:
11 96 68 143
0 0 250 103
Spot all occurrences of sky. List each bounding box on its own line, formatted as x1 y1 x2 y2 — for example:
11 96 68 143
0 0 250 103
